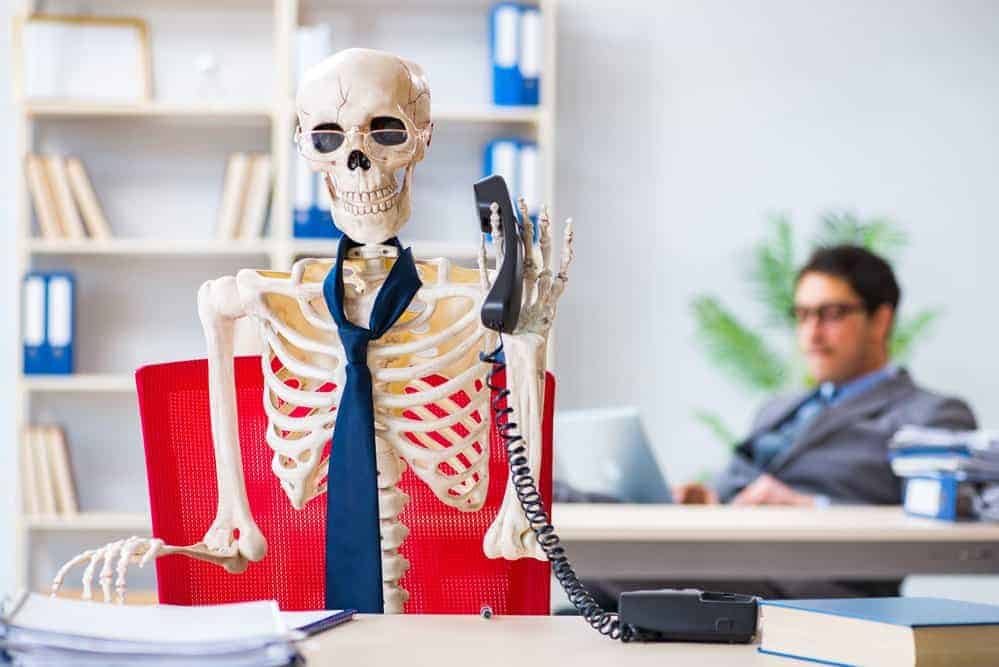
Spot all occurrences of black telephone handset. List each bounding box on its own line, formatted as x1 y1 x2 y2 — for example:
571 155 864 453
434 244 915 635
474 175 523 333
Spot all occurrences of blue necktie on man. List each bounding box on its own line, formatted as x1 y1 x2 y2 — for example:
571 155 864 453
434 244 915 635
322 236 422 612
753 383 838 469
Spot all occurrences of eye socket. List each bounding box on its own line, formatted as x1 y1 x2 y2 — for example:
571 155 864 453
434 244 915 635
310 122 345 153
370 116 408 146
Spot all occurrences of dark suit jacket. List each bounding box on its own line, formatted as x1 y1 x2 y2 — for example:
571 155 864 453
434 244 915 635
713 369 977 504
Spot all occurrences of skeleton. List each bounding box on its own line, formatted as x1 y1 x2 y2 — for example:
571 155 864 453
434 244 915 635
51 48 574 611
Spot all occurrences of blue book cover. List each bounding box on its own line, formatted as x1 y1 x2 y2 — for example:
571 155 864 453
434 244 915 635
490 2 523 105
22 273 47 374
45 273 75 374
761 597 999 628
518 5 542 105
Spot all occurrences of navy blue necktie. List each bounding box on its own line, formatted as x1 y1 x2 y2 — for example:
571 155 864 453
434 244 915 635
322 236 422 612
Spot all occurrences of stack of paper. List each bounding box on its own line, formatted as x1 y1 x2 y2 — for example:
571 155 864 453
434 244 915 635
0 593 351 666
889 427 999 478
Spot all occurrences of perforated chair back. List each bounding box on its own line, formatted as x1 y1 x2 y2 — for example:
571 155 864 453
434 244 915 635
136 356 553 613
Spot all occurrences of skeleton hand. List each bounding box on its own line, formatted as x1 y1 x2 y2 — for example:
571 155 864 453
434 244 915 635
477 199 574 340
50 536 250 604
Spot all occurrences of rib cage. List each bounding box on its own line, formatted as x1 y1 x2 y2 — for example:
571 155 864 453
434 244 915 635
237 256 491 511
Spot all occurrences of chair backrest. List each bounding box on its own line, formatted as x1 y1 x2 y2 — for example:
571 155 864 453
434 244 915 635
136 356 553 613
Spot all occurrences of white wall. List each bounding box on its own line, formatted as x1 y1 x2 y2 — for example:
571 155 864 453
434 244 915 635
2 0 999 592
553 0 999 484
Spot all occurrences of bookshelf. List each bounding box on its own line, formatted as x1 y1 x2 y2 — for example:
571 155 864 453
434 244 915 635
12 0 557 594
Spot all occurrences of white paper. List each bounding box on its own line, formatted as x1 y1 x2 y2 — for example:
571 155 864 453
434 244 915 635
10 594 285 645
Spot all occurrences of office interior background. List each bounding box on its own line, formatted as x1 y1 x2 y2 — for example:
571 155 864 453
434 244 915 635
2 0 999 601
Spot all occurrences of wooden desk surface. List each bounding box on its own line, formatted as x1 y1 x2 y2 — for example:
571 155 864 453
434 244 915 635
552 503 999 542
299 614 763 666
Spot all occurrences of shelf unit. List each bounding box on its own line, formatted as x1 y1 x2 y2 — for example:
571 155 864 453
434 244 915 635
12 0 557 593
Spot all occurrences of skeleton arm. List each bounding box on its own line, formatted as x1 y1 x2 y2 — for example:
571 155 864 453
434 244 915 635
483 202 574 560
197 275 267 561
50 275 268 603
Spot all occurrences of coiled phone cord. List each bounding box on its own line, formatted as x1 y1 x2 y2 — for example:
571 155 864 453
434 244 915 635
481 333 635 642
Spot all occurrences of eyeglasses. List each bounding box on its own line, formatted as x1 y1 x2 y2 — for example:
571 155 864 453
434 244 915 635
790 302 867 325
294 125 428 163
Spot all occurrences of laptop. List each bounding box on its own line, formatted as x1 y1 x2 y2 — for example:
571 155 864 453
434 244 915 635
553 406 672 503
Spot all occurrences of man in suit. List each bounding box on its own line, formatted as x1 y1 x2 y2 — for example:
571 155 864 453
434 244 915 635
573 245 978 606
676 244 976 508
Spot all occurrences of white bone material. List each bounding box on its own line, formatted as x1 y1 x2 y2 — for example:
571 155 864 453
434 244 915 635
51 49 573 611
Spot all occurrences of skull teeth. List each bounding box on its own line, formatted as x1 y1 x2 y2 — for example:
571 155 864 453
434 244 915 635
342 186 395 203
343 195 396 216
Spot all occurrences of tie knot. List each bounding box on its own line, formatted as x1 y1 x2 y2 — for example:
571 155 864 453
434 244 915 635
819 382 838 404
341 327 371 366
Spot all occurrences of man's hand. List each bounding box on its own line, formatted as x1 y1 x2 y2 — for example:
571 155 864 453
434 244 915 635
731 474 816 506
673 482 720 505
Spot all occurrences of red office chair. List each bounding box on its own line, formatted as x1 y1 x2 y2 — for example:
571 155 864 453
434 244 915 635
136 356 554 613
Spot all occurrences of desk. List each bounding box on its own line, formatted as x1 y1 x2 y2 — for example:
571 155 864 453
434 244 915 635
299 614 763 666
552 504 999 580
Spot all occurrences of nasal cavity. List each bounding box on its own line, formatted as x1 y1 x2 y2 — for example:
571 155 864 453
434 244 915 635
348 149 371 171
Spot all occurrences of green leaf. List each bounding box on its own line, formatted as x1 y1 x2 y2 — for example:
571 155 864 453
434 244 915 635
812 211 908 259
690 295 788 392
890 308 941 361
693 410 739 450
748 214 797 328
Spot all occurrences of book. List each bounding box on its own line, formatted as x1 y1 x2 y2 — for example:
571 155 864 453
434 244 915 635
519 6 542 105
759 597 999 666
0 593 352 665
20 430 40 516
21 274 47 374
45 273 75 374
490 3 523 105
66 157 112 239
47 426 78 516
44 155 86 240
25 154 63 239
30 427 57 516
239 153 272 240
216 152 251 240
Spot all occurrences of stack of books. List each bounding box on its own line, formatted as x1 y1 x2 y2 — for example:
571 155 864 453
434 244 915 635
25 154 112 241
0 593 353 666
216 152 273 241
21 426 78 518
890 427 999 520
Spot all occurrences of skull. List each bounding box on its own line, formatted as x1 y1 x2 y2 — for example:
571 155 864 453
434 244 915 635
295 48 433 244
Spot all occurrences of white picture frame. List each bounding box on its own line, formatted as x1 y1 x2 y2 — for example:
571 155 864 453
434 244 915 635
14 13 153 103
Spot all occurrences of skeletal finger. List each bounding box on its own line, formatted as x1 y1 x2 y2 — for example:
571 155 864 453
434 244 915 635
51 550 95 597
477 233 491 292
534 207 555 306
557 217 575 281
517 197 541 304
81 547 105 600
140 538 165 568
115 537 143 604
544 218 574 321
489 202 505 271
99 540 124 603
